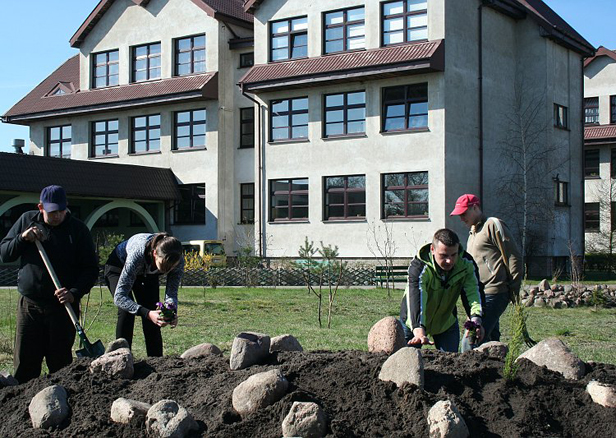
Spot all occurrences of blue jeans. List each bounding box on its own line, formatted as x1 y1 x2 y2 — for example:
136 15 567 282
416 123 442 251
400 318 460 353
461 292 510 352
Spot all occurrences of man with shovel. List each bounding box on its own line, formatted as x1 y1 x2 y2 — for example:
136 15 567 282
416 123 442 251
0 185 99 383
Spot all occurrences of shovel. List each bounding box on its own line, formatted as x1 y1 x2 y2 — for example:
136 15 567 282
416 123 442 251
35 240 105 358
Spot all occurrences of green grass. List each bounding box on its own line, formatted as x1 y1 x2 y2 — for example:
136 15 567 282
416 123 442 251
0 286 615 372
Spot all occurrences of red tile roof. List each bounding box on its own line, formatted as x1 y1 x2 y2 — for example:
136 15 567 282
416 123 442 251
584 46 616 68
70 0 252 48
2 55 218 124
239 40 444 92
585 125 616 142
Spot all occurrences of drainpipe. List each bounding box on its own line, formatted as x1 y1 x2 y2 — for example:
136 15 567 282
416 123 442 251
241 85 264 258
478 2 485 203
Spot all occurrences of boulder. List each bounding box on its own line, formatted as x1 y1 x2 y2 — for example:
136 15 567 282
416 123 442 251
105 338 130 353
89 347 134 379
367 316 406 355
517 338 585 380
427 400 469 438
229 332 271 370
538 279 550 291
475 342 508 359
586 381 616 408
281 401 327 438
270 334 303 353
232 369 288 416
180 343 222 359
29 385 70 429
110 397 152 425
145 399 198 438
378 347 424 389
533 298 546 308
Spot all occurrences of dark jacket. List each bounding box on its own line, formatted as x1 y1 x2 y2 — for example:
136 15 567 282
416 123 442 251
0 210 99 303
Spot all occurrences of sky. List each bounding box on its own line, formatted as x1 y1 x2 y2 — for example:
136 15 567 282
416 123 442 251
0 0 615 153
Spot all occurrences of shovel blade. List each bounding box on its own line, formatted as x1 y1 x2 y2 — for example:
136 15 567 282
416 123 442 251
76 339 105 358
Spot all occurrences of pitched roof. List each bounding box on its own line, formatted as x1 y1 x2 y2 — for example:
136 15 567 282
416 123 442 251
70 0 253 48
0 152 180 201
585 125 616 143
239 39 445 93
584 46 616 68
2 55 218 124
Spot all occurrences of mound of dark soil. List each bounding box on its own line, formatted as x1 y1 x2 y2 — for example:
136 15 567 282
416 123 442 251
1 349 615 437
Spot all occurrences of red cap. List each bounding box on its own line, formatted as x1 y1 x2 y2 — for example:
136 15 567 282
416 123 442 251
450 194 480 216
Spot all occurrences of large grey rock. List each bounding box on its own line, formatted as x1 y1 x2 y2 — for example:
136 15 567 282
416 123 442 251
105 338 130 353
29 385 70 429
378 347 424 389
586 381 616 408
475 341 508 359
232 369 289 416
428 400 469 438
229 332 271 370
145 399 198 438
89 347 134 379
282 401 327 438
270 334 303 353
180 343 222 359
367 316 406 355
517 338 585 380
110 397 152 425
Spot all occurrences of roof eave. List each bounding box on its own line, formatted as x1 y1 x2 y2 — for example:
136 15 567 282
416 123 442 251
539 26 595 57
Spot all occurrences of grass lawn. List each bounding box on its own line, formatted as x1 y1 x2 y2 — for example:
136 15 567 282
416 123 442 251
1 286 615 371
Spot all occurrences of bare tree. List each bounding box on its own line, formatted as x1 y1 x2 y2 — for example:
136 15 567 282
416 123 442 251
366 221 398 297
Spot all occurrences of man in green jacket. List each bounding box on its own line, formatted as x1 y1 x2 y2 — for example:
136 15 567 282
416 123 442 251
400 228 484 352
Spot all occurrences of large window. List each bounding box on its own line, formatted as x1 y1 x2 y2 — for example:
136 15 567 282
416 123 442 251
47 125 71 158
240 183 255 224
382 83 428 132
585 149 600 178
240 107 255 148
611 96 616 124
270 17 308 61
382 0 428 46
324 91 366 137
174 109 206 150
270 97 309 141
270 178 309 221
175 35 206 76
92 50 119 88
175 184 206 224
132 42 161 82
554 104 568 129
131 115 161 153
91 120 119 157
382 171 428 218
324 175 366 220
584 97 599 125
584 203 600 232
324 7 365 54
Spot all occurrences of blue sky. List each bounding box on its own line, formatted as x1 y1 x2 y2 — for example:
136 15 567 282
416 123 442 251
0 0 615 153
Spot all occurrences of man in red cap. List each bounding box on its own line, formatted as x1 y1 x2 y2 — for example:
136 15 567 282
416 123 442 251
451 194 523 350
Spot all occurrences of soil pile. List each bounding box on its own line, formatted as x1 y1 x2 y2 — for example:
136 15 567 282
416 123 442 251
1 349 615 437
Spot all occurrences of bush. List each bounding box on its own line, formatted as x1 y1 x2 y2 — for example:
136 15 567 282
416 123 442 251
94 232 124 265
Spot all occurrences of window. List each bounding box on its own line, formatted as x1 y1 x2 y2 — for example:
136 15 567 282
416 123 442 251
270 17 308 61
47 125 71 158
240 183 255 224
131 115 161 153
611 96 616 124
324 7 365 54
174 109 206 150
92 50 119 88
382 83 428 132
382 171 428 218
270 178 309 221
240 52 254 68
584 202 600 232
382 0 428 46
240 107 255 148
554 104 568 129
132 42 161 82
612 148 616 178
324 91 366 137
612 202 616 232
175 35 206 76
584 97 599 125
270 97 309 141
175 184 206 224
554 178 568 206
92 120 119 157
324 175 366 220
96 210 120 227
585 149 600 178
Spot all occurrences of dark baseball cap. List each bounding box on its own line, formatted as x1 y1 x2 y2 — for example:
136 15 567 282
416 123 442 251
40 185 67 212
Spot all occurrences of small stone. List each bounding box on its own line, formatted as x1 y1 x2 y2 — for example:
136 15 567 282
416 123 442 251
563 285 572 293
427 400 469 438
517 338 585 380
367 316 406 355
29 385 70 429
586 381 616 408
145 399 198 438
180 343 222 359
475 342 508 359
538 279 550 291
229 332 271 371
533 298 546 307
105 338 130 353
270 334 303 353
111 398 151 424
89 348 134 379
232 369 289 416
282 402 327 438
378 347 424 389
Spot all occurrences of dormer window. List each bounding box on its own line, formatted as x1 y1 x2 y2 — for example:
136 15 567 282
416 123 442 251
92 49 119 88
46 81 76 97
175 35 206 76
270 17 308 62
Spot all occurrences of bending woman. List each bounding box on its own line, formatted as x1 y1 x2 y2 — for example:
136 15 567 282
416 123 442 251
104 233 184 356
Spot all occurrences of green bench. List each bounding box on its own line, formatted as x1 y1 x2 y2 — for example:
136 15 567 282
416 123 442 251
374 265 408 287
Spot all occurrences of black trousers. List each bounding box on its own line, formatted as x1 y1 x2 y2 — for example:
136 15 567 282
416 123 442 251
14 296 77 384
104 265 163 356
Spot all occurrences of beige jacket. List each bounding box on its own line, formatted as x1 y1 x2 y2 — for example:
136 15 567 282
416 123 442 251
466 216 523 296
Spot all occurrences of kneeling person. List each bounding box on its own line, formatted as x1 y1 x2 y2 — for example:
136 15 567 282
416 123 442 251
400 228 484 352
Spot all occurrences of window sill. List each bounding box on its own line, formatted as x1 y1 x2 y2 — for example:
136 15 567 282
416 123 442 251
237 222 255 225
268 56 309 64
584 230 601 234
382 39 429 49
268 220 310 224
171 146 207 153
89 154 119 160
268 139 310 145
128 150 162 156
554 126 570 131
380 127 430 136
584 176 601 180
382 217 430 222
322 134 367 141
323 218 367 224
323 48 366 57
554 203 570 208
238 146 255 150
